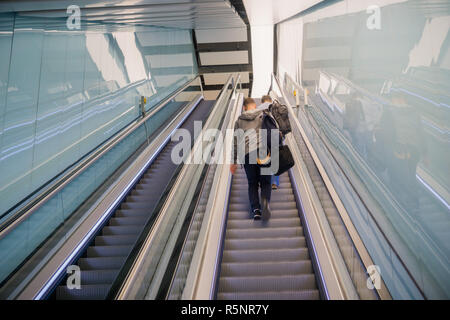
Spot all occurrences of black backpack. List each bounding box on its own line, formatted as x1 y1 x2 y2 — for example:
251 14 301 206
269 100 292 135
260 111 295 176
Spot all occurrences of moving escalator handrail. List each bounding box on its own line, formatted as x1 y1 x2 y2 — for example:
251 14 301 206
0 76 202 240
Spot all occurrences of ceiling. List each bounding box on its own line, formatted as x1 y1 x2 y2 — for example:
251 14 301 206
0 0 253 99
243 0 324 26
0 0 246 29
0 0 327 100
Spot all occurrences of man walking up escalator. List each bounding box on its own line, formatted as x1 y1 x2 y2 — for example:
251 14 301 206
230 98 273 220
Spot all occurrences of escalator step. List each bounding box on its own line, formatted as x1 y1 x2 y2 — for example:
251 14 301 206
217 289 320 300
266 194 296 202
78 256 126 270
226 227 303 239
114 209 151 218
80 270 119 285
109 217 147 226
228 209 298 220
95 235 136 246
219 274 317 292
230 188 293 197
222 248 310 263
102 225 143 236
220 260 313 277
126 195 165 202
120 202 157 210
56 284 110 300
130 189 164 196
87 245 132 257
228 202 297 211
224 237 306 250
226 218 300 229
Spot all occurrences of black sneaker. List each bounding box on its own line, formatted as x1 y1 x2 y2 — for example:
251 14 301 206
253 209 262 220
261 198 272 220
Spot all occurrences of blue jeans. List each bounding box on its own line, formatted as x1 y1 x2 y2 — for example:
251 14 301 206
243 163 272 212
272 175 279 186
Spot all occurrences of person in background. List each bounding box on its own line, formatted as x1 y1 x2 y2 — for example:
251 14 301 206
230 97 272 220
258 95 280 189
257 95 272 110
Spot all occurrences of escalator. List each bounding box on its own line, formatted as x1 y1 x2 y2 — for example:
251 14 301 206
213 124 321 299
54 99 215 300
163 80 382 300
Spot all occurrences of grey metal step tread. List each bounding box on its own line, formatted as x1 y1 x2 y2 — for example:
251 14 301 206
95 235 136 246
120 202 157 210
224 237 306 250
108 217 148 226
232 178 290 184
265 194 296 202
230 194 296 202
78 256 126 270
228 209 299 220
222 248 310 263
228 202 297 211
218 274 317 293
230 188 293 196
134 184 160 190
220 260 313 277
126 195 165 202
114 209 151 218
226 227 304 239
102 225 143 236
232 182 292 188
231 184 295 190
87 245 132 257
56 284 110 300
226 217 301 229
79 269 119 285
217 289 320 300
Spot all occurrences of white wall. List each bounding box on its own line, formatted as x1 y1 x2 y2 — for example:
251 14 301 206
249 25 273 98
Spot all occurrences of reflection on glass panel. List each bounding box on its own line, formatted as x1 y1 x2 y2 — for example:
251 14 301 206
0 15 197 217
0 14 14 200
277 0 449 298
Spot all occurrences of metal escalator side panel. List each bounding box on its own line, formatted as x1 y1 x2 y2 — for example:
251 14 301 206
17 95 205 300
179 93 244 300
116 77 237 300
107 100 216 300
53 99 214 300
